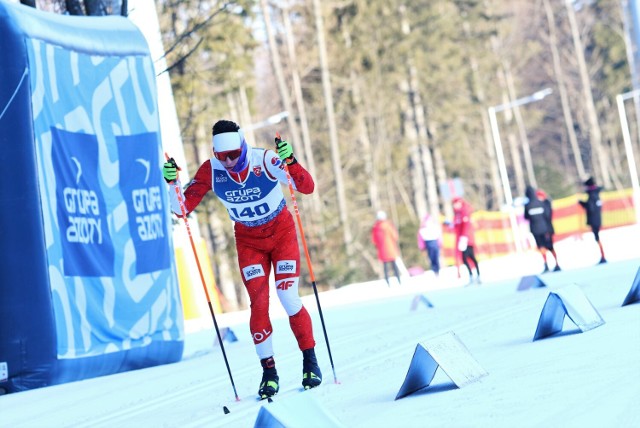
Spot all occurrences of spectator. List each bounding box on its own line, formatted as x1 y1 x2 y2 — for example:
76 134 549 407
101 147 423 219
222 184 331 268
452 197 480 284
579 177 607 264
417 212 442 276
524 186 561 273
371 211 402 286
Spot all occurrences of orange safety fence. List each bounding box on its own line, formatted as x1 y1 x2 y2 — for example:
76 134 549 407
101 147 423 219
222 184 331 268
441 188 637 266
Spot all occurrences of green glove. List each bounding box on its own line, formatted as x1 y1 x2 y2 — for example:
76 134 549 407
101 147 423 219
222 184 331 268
276 139 294 163
163 158 179 183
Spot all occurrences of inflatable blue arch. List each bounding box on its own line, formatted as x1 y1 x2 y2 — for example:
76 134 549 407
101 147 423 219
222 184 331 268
0 0 183 394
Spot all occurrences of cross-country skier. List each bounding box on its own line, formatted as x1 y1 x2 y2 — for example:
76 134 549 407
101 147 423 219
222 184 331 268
524 186 560 273
162 120 321 399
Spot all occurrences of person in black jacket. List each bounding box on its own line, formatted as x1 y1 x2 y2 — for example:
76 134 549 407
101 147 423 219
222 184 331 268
579 177 607 264
524 186 560 273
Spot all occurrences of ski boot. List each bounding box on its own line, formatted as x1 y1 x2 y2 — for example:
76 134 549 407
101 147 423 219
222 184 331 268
258 357 279 400
302 348 322 390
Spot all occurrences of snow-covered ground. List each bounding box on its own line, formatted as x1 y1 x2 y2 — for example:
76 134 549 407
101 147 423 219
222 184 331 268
2 226 639 428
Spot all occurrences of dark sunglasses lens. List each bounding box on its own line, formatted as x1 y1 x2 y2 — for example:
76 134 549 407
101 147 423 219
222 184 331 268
226 149 242 160
215 149 241 161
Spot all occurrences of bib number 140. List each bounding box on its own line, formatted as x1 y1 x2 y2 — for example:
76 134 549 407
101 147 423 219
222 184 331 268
230 203 269 219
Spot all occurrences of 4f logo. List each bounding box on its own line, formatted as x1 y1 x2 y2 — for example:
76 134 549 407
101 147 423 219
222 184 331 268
276 279 297 291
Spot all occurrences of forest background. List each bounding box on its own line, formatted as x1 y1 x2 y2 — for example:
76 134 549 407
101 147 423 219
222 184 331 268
20 0 640 310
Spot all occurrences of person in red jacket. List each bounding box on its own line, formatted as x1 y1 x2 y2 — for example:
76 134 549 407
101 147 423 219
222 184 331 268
452 197 480 284
371 210 402 286
162 120 320 399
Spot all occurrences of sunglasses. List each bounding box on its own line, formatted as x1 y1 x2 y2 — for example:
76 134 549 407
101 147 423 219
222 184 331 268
214 148 242 162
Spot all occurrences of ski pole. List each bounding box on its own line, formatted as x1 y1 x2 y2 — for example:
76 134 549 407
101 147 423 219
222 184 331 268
275 134 339 384
164 153 240 402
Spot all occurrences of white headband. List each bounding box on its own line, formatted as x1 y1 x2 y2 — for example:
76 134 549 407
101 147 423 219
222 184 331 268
212 131 243 152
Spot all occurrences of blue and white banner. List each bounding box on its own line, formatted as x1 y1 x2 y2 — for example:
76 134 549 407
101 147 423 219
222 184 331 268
52 128 115 277
28 33 182 359
0 1 184 393
117 133 170 274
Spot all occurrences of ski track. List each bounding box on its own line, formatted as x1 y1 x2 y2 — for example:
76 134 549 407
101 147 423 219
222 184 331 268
5 228 638 428
66 281 547 427
18 276 565 428
171 283 546 427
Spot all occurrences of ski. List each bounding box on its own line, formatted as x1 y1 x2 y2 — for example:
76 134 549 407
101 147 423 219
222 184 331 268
258 385 320 402
224 384 322 414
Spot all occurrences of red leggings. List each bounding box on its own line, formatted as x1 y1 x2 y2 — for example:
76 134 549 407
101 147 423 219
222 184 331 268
235 209 315 359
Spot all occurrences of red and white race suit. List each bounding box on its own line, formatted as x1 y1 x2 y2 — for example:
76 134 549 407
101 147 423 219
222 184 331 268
168 146 315 359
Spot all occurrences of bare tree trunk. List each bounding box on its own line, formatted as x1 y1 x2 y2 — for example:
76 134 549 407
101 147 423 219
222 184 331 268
564 0 610 186
340 22 380 212
412 67 439 219
399 3 439 219
280 7 322 215
259 0 307 167
401 81 427 219
542 0 586 180
419 114 440 219
432 145 452 219
311 0 354 261
495 61 526 198
393 174 418 220
504 66 537 187
507 132 525 196
620 0 640 144
238 85 256 148
226 92 240 124
462 18 503 208
353 69 380 212
481 107 505 209
372 65 398 219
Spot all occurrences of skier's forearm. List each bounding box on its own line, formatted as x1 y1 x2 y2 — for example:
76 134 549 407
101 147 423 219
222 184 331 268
167 180 188 217
287 162 314 194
